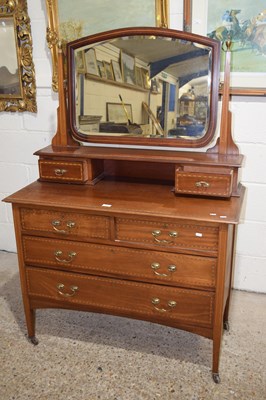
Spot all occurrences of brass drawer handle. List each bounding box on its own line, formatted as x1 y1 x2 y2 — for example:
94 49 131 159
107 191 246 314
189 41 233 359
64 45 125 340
52 220 76 234
57 283 78 297
151 262 176 277
152 230 178 244
54 168 67 176
195 181 210 188
151 297 177 312
54 250 77 263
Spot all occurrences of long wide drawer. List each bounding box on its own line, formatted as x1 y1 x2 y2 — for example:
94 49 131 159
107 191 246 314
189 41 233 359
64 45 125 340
26 267 214 327
22 236 216 289
115 217 218 252
20 208 110 240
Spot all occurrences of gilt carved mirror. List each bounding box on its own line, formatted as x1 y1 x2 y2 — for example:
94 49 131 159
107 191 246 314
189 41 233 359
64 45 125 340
67 27 221 148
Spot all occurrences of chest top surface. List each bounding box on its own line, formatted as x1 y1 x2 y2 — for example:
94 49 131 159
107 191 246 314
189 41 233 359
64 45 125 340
5 180 245 225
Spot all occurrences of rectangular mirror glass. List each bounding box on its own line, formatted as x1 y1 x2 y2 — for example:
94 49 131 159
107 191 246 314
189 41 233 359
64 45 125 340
0 0 36 113
0 17 21 97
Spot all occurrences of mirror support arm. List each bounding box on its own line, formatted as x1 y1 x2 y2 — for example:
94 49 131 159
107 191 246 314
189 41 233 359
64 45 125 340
183 0 192 32
208 44 239 156
52 45 78 147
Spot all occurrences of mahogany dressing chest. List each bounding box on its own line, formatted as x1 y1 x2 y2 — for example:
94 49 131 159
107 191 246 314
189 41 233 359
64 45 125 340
4 27 245 383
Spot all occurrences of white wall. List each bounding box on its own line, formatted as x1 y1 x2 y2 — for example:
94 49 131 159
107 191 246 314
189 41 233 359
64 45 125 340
0 0 265 293
0 0 59 247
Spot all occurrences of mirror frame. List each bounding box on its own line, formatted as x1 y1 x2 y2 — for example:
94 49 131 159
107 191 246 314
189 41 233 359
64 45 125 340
0 0 37 112
67 27 221 148
45 0 169 92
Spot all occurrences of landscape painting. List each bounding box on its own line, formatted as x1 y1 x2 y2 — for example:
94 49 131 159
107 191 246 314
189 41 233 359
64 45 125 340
207 0 266 73
57 0 157 42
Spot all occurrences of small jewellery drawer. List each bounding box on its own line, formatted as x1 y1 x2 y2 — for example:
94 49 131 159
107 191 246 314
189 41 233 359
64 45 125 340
175 171 233 197
22 236 216 289
26 267 214 327
116 218 218 252
20 208 110 239
38 159 88 183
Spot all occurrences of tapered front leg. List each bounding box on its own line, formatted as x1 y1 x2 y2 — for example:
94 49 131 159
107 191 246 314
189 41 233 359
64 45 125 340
25 308 39 345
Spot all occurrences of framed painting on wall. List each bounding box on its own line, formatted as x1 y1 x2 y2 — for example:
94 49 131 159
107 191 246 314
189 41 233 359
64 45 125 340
190 0 266 95
45 0 169 91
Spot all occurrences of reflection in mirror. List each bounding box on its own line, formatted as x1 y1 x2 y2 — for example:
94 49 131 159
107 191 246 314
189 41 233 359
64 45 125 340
68 29 220 147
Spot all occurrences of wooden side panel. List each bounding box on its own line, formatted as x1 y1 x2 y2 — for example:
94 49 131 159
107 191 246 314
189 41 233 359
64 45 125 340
212 224 231 374
11 206 36 338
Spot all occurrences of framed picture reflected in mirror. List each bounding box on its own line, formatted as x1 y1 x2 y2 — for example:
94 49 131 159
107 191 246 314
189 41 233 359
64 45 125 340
107 102 133 124
85 49 99 76
111 60 123 83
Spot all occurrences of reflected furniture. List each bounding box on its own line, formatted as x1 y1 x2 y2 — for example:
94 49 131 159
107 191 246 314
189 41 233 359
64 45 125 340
4 27 245 383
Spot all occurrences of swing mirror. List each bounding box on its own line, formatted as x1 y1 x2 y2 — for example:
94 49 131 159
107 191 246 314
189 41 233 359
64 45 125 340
67 27 221 148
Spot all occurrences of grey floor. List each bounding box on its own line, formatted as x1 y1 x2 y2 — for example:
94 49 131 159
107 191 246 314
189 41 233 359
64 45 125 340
0 250 265 400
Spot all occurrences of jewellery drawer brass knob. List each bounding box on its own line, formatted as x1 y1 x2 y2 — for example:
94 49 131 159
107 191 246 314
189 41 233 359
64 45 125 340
151 297 177 312
57 283 78 297
54 250 77 263
54 168 67 176
151 262 176 277
195 181 210 188
52 220 76 234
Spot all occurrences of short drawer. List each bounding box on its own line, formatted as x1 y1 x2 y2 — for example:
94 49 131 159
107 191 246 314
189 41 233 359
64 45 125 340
22 236 216 289
20 208 110 240
38 159 88 183
26 267 214 327
175 171 233 197
115 218 218 252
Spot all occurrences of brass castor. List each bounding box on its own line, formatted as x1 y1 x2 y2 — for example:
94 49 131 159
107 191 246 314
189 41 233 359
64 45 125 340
28 336 39 345
212 373 221 384
223 321 230 331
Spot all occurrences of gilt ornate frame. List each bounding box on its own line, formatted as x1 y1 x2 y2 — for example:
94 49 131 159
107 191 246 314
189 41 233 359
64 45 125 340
45 0 169 92
0 0 37 112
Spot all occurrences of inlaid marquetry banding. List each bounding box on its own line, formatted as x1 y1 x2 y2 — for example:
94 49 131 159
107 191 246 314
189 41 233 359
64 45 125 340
26 268 214 325
39 161 84 181
22 236 216 288
116 218 218 250
175 173 232 196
